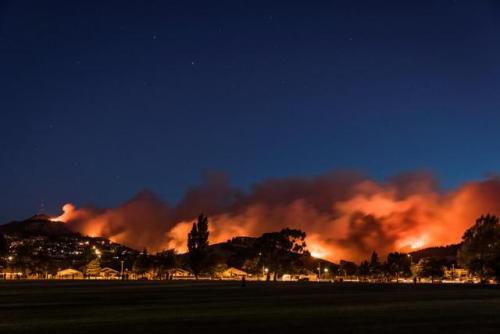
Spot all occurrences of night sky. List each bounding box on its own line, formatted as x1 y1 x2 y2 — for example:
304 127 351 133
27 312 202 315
1 1 500 222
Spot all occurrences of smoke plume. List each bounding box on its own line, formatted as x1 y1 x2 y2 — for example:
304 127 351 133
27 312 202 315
51 171 500 262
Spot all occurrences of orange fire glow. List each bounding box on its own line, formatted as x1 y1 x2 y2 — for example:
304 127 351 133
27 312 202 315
50 203 75 223
50 172 500 262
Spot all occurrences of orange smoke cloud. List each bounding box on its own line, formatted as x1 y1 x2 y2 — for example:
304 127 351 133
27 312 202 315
51 171 500 262
50 203 75 223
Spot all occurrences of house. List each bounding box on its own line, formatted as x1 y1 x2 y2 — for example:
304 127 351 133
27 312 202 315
56 268 83 280
443 267 474 282
221 267 248 279
167 268 194 280
99 267 120 280
0 268 23 280
282 270 318 282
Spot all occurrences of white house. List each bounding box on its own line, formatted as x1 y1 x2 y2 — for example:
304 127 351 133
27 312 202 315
99 267 120 279
221 267 248 279
56 268 83 280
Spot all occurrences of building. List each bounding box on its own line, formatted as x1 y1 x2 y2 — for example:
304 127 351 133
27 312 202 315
99 267 120 280
167 268 194 280
56 268 83 280
443 267 474 282
282 270 318 282
220 267 248 279
0 269 23 280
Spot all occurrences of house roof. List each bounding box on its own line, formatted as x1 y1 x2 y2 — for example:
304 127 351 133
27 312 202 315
57 268 83 276
100 267 119 274
167 268 192 275
223 267 248 276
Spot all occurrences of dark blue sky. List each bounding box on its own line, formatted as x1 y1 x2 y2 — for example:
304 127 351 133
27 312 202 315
1 0 500 222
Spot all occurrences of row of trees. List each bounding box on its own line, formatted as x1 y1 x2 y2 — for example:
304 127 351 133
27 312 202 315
187 214 309 279
458 214 500 282
185 213 500 282
335 252 448 282
341 214 500 282
2 213 500 282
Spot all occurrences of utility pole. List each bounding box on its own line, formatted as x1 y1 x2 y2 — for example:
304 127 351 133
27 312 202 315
120 260 124 280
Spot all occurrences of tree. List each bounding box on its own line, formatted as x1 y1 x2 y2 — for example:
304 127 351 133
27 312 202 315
157 249 176 269
85 257 101 278
458 214 500 282
386 252 412 281
0 233 8 261
187 214 210 278
254 228 307 280
11 242 34 276
369 251 382 278
415 257 445 282
242 257 261 275
132 248 150 278
358 260 370 279
339 260 358 277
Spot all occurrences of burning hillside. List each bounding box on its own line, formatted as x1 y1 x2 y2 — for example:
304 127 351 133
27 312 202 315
50 171 500 262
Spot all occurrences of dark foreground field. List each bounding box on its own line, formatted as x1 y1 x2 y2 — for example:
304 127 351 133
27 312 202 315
1 281 499 333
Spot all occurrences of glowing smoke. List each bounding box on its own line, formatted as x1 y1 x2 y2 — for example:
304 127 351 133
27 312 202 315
51 171 500 262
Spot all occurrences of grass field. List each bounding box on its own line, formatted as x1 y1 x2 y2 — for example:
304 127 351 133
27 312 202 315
0 281 499 333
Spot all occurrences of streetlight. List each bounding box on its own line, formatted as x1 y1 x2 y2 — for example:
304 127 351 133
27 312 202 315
264 268 269 282
120 260 125 280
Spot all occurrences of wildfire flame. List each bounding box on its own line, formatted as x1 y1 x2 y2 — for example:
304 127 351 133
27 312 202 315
50 203 75 223
49 172 500 262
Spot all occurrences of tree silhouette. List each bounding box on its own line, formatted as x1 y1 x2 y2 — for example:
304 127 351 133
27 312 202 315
369 251 382 278
358 260 370 279
339 260 358 277
85 257 101 278
254 228 307 280
386 252 412 280
155 249 177 279
458 214 500 282
132 248 150 278
188 214 210 278
0 233 8 258
415 257 445 282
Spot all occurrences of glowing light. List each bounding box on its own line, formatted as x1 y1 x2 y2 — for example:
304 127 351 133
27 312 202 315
309 244 329 258
50 203 75 222
410 240 424 250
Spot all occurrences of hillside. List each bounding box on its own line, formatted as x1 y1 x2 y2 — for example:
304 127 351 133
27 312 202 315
410 244 461 262
0 215 463 271
0 214 75 237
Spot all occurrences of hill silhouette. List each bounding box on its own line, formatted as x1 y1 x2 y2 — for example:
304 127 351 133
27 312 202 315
0 214 75 237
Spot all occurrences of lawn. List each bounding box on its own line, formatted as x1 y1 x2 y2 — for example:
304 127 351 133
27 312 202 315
0 281 499 333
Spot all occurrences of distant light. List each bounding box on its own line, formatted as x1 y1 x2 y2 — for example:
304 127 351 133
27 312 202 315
311 251 323 258
410 240 424 249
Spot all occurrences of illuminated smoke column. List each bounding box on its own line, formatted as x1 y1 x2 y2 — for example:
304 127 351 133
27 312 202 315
51 172 500 262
